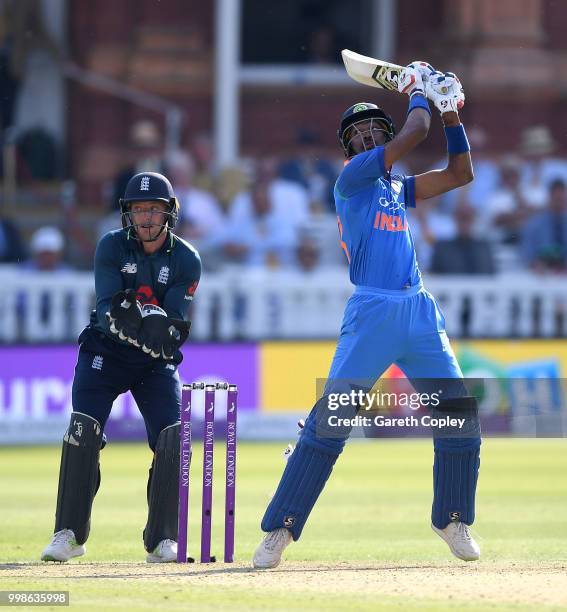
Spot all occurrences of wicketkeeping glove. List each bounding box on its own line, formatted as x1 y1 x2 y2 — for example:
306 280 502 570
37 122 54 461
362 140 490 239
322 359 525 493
106 289 142 342
162 318 191 360
137 306 191 360
425 71 465 115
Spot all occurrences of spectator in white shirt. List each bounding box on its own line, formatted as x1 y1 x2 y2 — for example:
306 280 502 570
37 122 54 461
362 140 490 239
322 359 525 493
230 157 310 232
220 179 297 268
165 149 224 258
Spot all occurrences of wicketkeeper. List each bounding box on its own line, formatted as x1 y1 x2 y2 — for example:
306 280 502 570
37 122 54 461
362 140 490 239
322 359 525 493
41 172 201 563
253 63 482 567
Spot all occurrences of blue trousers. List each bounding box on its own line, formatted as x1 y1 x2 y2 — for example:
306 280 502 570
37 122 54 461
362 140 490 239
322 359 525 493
262 284 481 538
328 284 463 385
72 346 180 450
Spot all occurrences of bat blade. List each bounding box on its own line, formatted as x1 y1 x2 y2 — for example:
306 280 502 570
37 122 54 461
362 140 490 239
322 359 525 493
341 49 403 92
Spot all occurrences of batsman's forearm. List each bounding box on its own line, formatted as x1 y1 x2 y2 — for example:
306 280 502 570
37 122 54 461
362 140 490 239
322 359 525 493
442 117 473 184
397 108 430 150
406 105 431 134
447 151 474 185
384 107 430 167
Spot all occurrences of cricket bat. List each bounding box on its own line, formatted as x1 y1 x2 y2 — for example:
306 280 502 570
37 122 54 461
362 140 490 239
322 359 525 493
341 49 403 91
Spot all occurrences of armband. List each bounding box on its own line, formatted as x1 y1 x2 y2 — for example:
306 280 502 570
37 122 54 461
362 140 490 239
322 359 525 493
407 93 431 117
444 124 470 155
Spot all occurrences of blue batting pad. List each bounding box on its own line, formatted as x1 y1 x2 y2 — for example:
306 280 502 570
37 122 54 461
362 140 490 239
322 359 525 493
431 438 481 528
261 438 339 540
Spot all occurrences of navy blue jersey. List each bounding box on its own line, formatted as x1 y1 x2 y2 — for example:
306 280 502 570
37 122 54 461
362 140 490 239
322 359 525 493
80 229 201 364
334 146 421 290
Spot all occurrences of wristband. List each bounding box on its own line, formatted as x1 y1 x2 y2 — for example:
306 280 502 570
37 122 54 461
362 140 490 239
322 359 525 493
407 93 431 117
444 124 470 155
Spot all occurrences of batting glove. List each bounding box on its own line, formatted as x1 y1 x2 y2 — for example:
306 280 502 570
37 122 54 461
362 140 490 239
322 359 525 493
425 71 465 115
398 61 437 98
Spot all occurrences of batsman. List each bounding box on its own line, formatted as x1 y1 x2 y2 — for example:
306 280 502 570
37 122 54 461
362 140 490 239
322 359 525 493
41 172 200 563
254 63 481 567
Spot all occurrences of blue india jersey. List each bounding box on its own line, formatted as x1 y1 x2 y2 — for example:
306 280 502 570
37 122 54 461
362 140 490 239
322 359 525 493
334 146 421 290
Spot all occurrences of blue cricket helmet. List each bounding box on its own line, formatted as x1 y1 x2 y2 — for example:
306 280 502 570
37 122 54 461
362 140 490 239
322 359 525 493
337 102 396 157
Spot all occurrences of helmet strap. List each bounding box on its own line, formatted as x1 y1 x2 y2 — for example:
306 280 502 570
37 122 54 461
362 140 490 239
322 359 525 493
121 210 172 243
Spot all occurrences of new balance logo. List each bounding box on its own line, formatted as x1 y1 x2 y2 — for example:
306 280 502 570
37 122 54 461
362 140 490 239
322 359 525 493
165 363 176 371
92 355 103 371
157 266 169 284
121 263 137 274
140 176 150 191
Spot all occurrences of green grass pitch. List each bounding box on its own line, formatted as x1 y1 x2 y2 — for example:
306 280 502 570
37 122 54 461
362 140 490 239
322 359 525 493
1 438 566 610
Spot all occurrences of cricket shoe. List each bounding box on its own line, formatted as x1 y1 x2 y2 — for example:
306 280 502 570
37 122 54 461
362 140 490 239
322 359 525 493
432 522 480 561
146 539 177 563
253 528 293 569
41 529 85 562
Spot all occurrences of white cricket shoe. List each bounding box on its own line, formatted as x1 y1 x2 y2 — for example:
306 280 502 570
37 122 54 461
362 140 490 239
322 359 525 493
146 539 177 563
432 522 480 561
41 529 85 562
253 528 293 569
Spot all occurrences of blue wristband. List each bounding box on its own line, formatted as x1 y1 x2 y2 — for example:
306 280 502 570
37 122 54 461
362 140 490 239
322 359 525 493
407 93 431 117
444 124 470 154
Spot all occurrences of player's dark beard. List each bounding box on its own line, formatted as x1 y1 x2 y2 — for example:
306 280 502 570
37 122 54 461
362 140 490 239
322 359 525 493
349 129 381 154
345 119 390 156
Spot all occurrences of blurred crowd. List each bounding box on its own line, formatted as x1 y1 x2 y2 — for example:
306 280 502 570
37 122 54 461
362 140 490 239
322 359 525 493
1 2 566 280
411 124 567 276
3 119 567 279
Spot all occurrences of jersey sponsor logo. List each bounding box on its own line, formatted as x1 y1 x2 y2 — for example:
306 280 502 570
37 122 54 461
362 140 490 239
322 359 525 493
92 355 103 371
373 211 407 232
378 195 405 212
136 285 159 306
157 266 169 284
187 280 198 296
140 176 150 191
121 262 137 274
